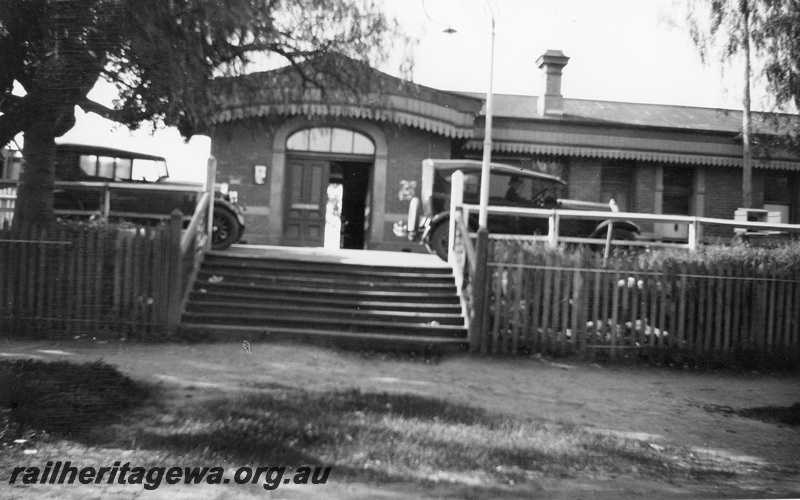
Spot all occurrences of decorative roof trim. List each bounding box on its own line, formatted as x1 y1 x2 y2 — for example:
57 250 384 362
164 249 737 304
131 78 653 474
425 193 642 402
464 140 800 170
211 101 475 139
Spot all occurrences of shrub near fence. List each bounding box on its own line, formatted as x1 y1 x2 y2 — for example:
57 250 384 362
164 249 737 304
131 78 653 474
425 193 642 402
0 220 174 338
478 240 800 364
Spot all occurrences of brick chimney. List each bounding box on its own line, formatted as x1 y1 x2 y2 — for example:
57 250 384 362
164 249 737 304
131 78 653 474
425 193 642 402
536 50 570 116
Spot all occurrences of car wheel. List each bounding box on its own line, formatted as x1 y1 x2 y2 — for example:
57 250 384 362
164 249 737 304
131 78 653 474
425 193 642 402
211 207 241 250
54 191 86 221
590 226 637 241
609 228 637 241
428 222 450 261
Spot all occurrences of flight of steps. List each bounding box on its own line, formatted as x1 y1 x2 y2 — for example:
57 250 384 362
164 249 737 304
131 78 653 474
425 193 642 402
180 247 468 351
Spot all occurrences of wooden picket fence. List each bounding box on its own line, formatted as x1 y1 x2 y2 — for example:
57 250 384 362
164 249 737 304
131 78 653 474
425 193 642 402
0 220 177 338
0 186 14 228
472 239 800 359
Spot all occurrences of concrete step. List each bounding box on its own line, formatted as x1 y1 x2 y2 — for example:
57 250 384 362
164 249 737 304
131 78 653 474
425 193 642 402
179 323 470 353
191 281 462 303
184 300 465 325
181 248 468 349
182 311 466 338
203 254 453 276
194 269 457 293
187 290 463 314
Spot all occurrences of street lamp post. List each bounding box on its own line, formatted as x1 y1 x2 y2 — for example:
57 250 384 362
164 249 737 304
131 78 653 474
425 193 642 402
442 0 495 352
440 0 495 228
478 6 495 229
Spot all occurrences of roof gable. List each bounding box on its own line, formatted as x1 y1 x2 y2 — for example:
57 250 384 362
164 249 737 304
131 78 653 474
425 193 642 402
209 58 483 138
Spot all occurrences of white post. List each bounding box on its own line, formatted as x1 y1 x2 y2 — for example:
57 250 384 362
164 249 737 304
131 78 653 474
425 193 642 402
603 199 618 265
688 219 697 250
548 212 559 248
102 183 111 221
449 170 464 265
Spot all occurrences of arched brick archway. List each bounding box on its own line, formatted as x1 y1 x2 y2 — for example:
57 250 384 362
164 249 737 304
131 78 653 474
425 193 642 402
265 117 388 248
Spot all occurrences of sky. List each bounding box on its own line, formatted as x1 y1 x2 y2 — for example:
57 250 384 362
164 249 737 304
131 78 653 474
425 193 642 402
57 0 775 183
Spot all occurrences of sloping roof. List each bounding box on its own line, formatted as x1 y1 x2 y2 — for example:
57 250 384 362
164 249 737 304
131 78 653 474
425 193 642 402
208 57 799 167
454 92 798 135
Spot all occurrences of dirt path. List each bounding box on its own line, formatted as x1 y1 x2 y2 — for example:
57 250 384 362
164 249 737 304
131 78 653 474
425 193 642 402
2 339 799 498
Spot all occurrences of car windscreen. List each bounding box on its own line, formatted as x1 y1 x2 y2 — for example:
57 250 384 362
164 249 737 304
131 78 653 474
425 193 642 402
502 175 564 202
131 159 168 182
433 170 564 208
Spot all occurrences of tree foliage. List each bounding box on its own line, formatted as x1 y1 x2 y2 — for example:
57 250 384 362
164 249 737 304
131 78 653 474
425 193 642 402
683 0 800 207
0 0 407 226
684 0 800 113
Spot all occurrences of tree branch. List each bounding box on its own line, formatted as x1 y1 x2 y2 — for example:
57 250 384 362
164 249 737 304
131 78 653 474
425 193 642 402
76 96 127 123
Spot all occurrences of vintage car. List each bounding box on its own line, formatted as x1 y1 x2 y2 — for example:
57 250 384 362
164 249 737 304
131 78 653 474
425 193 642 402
394 159 640 259
52 143 245 249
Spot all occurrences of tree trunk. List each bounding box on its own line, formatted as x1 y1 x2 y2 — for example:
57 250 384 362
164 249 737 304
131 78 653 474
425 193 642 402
15 125 57 228
741 0 753 209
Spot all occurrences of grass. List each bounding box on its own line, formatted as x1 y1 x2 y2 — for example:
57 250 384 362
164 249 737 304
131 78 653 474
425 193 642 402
0 358 783 493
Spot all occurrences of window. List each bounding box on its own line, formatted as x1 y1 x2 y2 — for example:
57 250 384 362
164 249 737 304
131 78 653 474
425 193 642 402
662 166 694 215
601 161 634 211
764 171 790 205
131 159 167 182
115 158 132 180
97 156 115 179
763 171 791 223
287 127 375 155
79 155 99 176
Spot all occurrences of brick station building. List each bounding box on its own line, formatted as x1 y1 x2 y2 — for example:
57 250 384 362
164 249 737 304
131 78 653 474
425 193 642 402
206 50 800 252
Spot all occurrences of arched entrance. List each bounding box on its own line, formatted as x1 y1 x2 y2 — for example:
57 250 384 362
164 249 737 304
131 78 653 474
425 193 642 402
282 127 375 249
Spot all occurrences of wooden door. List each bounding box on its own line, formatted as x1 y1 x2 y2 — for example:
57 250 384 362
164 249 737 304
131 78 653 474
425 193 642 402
283 159 329 247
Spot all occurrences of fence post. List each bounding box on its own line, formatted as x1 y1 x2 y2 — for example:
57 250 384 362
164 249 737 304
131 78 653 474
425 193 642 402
688 218 697 250
166 209 183 334
102 183 111 221
469 227 489 353
448 170 464 265
547 211 559 248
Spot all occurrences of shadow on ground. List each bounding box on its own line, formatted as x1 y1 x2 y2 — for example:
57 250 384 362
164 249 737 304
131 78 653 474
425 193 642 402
0 358 150 439
1 357 793 499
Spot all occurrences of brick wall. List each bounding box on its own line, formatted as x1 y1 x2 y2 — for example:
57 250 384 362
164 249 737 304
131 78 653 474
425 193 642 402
381 125 452 252
702 166 742 241
210 118 279 243
634 163 657 234
209 117 452 250
565 158 602 202
634 163 657 213
209 117 776 249
384 125 450 214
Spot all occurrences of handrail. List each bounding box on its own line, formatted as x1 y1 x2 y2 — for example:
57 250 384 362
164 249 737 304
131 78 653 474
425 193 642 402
54 180 203 193
52 209 191 221
459 203 800 234
455 215 477 273
181 192 211 253
1 179 204 193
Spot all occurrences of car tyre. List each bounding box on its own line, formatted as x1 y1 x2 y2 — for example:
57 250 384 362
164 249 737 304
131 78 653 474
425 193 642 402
211 206 241 250
428 221 450 261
